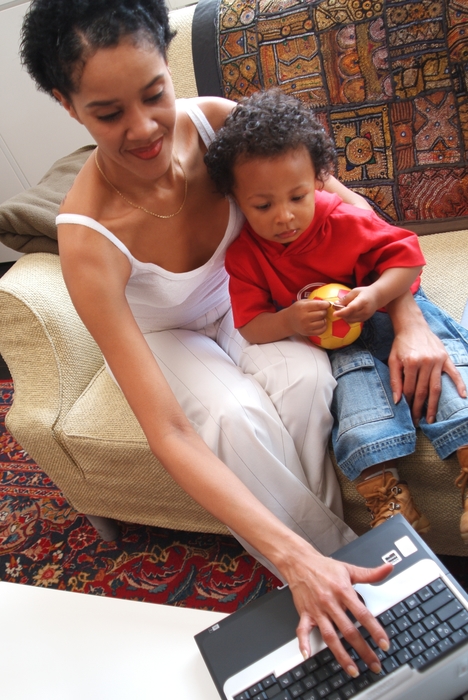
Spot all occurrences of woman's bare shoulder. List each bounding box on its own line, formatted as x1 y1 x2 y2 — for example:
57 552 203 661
59 149 105 218
177 96 236 132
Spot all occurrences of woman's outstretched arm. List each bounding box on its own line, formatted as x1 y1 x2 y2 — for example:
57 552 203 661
58 221 391 675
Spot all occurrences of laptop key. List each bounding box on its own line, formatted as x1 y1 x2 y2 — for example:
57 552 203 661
417 586 434 602
410 654 427 670
403 594 419 610
262 676 277 688
288 682 304 698
421 589 454 616
422 614 439 631
270 690 292 700
436 599 463 622
423 647 442 663
448 609 468 631
264 685 281 699
277 673 293 689
430 578 446 594
302 674 317 690
396 647 413 664
396 630 412 647
382 656 400 674
315 680 332 697
438 638 454 653
409 621 426 639
422 630 440 647
390 601 408 618
435 622 452 639
408 607 425 623
301 690 320 700
378 609 395 626
341 682 358 698
303 657 319 674
249 684 264 695
409 639 426 656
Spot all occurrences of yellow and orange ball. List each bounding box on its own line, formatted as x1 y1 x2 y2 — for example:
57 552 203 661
307 283 363 350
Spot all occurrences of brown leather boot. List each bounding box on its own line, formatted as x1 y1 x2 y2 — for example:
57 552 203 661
356 470 430 533
455 445 468 543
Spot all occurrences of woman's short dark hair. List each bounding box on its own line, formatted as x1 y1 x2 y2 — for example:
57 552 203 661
205 88 336 196
21 0 175 100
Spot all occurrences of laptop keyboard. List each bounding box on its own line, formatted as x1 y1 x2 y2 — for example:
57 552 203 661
233 577 468 700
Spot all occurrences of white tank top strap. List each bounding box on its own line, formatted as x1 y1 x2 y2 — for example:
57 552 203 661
181 99 216 148
56 213 133 264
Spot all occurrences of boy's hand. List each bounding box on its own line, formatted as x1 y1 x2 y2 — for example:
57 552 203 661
286 299 330 337
333 287 381 324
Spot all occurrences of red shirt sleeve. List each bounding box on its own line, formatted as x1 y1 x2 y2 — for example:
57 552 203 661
225 230 278 328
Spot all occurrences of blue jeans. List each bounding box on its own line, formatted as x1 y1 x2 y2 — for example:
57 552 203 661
330 289 468 480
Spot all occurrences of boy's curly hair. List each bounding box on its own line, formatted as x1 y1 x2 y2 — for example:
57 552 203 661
21 0 175 100
205 89 336 196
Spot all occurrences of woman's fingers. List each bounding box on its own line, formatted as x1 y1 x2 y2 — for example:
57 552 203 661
293 562 392 677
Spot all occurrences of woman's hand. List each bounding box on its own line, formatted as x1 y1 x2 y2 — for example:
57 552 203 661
286 549 393 676
387 292 466 424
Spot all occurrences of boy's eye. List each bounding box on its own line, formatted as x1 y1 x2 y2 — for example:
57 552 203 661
292 194 305 202
255 203 270 210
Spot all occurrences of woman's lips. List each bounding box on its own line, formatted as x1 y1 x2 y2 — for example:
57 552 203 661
128 138 163 160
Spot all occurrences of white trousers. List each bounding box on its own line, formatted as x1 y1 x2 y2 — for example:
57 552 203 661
143 310 356 579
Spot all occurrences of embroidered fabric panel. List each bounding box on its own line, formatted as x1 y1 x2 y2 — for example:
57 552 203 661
215 0 468 228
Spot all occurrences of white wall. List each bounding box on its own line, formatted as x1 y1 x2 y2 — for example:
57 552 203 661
0 0 196 262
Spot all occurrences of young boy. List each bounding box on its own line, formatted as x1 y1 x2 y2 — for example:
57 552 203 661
205 88 468 537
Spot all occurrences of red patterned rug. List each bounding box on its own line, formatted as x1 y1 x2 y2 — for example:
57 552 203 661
0 380 280 611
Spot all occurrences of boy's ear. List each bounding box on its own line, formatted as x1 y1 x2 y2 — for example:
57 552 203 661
52 89 83 124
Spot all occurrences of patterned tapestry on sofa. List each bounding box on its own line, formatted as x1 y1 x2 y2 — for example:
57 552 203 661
216 0 468 227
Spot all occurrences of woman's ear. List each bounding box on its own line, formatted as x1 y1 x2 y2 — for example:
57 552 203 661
52 89 82 123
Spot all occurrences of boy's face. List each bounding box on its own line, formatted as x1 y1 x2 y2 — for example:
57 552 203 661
232 146 318 245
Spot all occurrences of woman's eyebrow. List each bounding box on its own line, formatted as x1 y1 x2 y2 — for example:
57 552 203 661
85 75 164 109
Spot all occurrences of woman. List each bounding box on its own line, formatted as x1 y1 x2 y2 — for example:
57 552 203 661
20 0 464 675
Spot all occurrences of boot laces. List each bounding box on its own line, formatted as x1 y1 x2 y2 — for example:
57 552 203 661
455 463 468 504
363 477 402 518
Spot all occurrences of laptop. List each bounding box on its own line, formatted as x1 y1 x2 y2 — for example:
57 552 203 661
195 515 468 700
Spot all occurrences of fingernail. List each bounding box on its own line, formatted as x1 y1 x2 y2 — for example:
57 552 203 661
371 662 382 674
392 393 399 404
428 415 435 424
379 639 390 652
301 649 309 661
347 665 359 678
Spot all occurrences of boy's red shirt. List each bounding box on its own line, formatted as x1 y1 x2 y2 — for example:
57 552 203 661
225 190 426 329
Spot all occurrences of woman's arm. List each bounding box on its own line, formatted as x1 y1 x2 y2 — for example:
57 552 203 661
387 291 467 424
58 223 391 673
323 175 373 210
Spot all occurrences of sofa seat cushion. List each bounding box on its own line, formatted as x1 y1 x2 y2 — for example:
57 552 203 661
57 366 229 534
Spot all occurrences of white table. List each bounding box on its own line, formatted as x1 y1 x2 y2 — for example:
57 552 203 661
0 581 227 699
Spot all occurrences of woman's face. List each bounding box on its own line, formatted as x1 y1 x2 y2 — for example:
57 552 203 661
53 37 177 181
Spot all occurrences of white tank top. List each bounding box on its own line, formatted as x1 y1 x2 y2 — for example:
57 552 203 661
56 100 244 333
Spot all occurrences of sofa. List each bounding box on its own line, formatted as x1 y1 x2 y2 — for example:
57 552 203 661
0 0 467 555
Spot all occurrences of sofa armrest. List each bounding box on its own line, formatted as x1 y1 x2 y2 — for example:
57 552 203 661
0 253 104 444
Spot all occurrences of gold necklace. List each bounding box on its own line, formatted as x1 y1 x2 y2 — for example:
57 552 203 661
94 147 188 219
